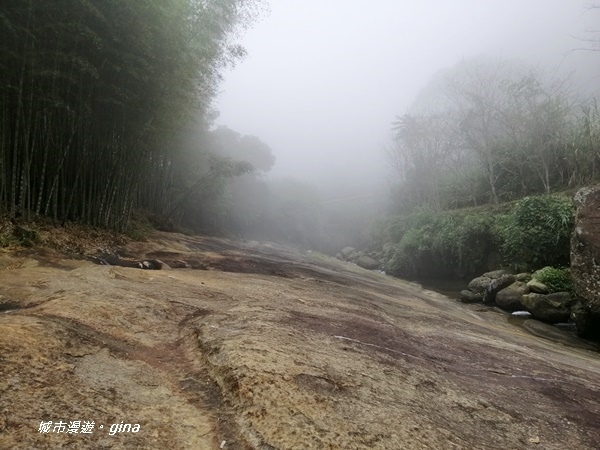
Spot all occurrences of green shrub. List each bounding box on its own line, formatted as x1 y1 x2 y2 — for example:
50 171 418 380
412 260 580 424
497 195 573 270
12 225 40 247
533 267 574 294
378 194 574 279
380 209 495 278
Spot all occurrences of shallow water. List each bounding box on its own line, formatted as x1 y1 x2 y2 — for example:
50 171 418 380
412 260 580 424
420 278 599 352
417 278 465 300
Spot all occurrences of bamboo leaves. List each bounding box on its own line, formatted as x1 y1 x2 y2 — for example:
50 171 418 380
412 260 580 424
0 0 258 230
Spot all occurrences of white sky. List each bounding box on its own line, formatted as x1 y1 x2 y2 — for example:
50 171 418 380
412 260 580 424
215 0 599 193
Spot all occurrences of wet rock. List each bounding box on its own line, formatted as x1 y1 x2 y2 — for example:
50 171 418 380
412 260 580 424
495 281 529 312
515 273 531 282
459 290 484 303
521 292 574 324
522 319 598 350
486 274 516 304
467 276 492 294
140 259 164 270
511 311 532 317
526 279 549 294
340 247 356 259
482 270 507 279
170 260 191 269
355 255 379 270
570 302 600 340
571 185 600 339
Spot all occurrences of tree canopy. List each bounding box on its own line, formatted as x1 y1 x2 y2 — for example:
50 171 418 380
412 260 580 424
387 58 600 213
0 0 262 229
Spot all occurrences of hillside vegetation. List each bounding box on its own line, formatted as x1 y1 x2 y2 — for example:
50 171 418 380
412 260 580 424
374 59 599 279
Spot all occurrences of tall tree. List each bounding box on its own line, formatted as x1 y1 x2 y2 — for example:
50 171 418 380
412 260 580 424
0 0 262 230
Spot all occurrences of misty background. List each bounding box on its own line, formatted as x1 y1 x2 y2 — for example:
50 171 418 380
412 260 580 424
216 0 598 194
1 0 598 262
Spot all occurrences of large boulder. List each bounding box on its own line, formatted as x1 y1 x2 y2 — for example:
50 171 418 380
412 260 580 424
459 290 484 303
355 255 380 270
571 186 600 339
465 273 515 304
515 273 532 282
482 269 507 279
495 281 529 312
521 292 574 324
467 276 492 294
486 274 516 304
340 247 356 259
570 302 595 338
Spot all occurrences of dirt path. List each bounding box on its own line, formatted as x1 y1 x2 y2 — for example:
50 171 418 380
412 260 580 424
0 232 599 449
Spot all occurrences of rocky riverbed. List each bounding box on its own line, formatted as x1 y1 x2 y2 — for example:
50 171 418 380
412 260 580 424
0 232 599 449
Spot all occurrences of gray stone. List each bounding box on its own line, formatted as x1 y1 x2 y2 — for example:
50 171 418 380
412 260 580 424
340 247 356 259
482 269 507 279
170 260 191 269
526 279 549 294
521 292 573 324
515 273 532 282
459 290 484 303
467 276 492 294
495 281 529 311
511 311 532 317
153 260 172 270
571 185 600 339
570 302 598 338
485 274 516 304
356 255 380 270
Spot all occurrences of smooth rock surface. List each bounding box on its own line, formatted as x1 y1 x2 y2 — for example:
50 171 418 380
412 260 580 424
571 185 600 339
521 292 573 324
495 281 529 312
527 279 550 294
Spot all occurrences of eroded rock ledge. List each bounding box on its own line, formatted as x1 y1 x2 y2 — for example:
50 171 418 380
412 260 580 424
571 185 600 340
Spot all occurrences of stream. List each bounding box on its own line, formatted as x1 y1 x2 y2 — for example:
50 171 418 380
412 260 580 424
418 277 599 352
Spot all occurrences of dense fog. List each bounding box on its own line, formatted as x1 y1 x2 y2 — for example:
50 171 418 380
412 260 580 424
217 0 598 191
1 0 598 256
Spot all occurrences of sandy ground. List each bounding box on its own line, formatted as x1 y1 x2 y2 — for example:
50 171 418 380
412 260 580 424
0 232 599 449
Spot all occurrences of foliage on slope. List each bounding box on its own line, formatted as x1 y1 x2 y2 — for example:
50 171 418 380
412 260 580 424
375 194 574 279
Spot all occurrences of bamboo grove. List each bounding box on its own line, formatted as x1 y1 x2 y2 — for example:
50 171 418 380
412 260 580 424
0 0 258 230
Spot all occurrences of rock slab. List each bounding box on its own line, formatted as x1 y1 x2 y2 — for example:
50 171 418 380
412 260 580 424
571 186 600 339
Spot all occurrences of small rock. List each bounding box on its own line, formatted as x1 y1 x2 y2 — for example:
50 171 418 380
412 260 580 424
570 302 599 338
170 260 191 269
511 311 532 317
140 260 163 270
